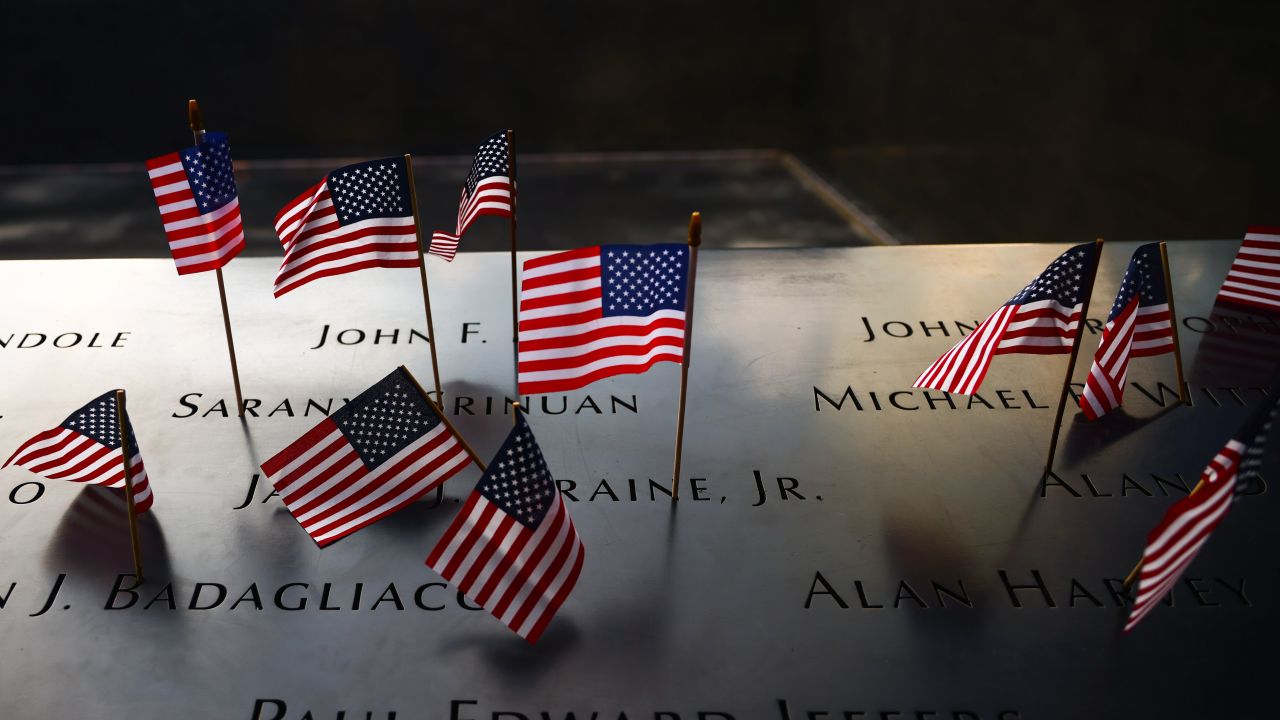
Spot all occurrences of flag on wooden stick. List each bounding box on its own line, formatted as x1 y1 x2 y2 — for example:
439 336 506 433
1123 396 1277 633
261 368 473 547
272 157 420 297
145 132 246 275
5 390 152 579
4 391 152 513
429 131 514 261
426 411 583 643
517 243 690 395
914 243 1101 396
1079 243 1178 419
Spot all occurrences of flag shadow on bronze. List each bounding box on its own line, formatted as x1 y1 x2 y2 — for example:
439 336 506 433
1059 402 1183 466
881 505 992 637
1187 302 1280 389
45 486 171 580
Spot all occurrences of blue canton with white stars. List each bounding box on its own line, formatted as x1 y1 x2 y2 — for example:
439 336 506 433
328 157 412 226
179 132 238 214
601 244 689 317
476 415 555 530
1106 243 1168 322
60 391 139 455
1005 242 1098 308
333 369 441 470
463 132 510 201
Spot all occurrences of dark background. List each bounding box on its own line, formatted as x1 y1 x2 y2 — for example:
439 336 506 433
2 1 1277 246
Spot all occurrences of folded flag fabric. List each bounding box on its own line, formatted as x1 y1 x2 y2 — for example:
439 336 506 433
4 391 152 513
145 132 246 275
914 242 1100 396
261 368 472 546
272 157 420 297
426 413 583 643
429 131 513 261
1080 243 1176 420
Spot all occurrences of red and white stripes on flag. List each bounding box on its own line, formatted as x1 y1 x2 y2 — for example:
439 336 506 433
427 175 511 259
428 131 514 261
3 392 153 513
914 243 1100 396
426 415 583 643
1124 441 1245 632
518 244 690 395
145 133 245 275
426 232 462 262
1080 243 1175 420
260 368 471 547
272 157 420 297
1216 227 1280 312
1079 299 1173 419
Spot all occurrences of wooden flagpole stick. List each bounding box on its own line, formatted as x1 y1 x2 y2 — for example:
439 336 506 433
1042 237 1105 479
671 212 703 501
512 400 521 427
114 390 144 582
398 365 486 471
1121 477 1207 590
404 154 444 401
189 99 246 418
506 129 521 399
1159 242 1189 405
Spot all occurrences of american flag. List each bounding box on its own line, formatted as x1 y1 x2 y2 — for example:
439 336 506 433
914 242 1099 396
426 413 583 643
1080 244 1176 420
272 157 419 297
1215 227 1280 312
3 391 152 513
429 131 513 261
518 243 689 395
260 368 471 547
145 132 245 275
1124 397 1277 633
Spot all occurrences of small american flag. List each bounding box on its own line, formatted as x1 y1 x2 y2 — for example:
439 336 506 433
429 131 513 261
261 368 471 547
1124 397 1276 633
3 391 152 513
145 132 245 275
518 244 689 395
272 157 419 297
1216 227 1280 311
914 242 1100 396
426 413 583 643
1080 244 1175 420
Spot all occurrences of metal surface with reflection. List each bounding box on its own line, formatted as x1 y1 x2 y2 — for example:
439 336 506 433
0 242 1276 719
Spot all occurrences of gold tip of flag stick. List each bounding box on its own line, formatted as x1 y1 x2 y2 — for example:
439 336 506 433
188 99 203 133
688 212 702 247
